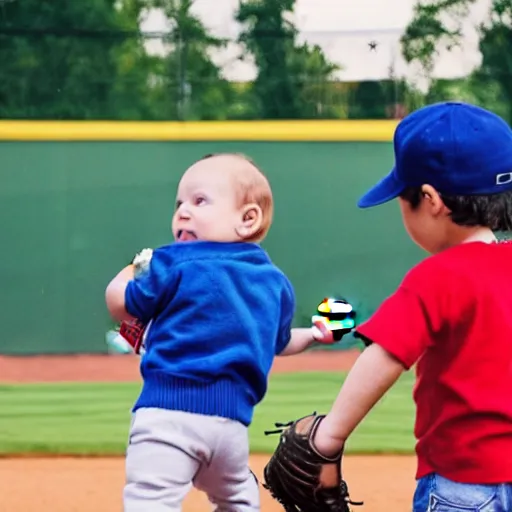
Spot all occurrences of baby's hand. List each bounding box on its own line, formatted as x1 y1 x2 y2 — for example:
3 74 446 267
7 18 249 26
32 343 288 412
132 248 153 277
311 320 335 344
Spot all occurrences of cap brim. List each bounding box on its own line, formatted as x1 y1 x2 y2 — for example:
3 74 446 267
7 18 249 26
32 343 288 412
357 168 406 208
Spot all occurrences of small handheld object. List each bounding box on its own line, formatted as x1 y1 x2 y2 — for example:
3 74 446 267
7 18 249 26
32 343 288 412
312 297 356 342
263 412 363 512
118 319 150 355
132 248 153 275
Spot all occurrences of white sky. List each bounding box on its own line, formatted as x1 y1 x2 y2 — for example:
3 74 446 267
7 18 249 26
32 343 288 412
141 0 492 85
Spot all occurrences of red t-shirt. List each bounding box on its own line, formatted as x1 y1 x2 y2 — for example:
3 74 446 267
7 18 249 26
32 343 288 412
356 241 512 484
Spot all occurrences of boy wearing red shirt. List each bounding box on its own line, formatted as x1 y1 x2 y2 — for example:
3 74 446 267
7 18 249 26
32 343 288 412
314 102 512 510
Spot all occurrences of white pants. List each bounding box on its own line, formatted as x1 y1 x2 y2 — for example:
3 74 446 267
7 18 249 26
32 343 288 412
124 408 260 511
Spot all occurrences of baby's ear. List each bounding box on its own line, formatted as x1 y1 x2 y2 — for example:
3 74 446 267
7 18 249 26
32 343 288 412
237 203 263 239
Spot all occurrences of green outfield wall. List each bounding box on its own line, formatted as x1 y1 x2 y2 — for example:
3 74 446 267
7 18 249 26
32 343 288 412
0 121 424 355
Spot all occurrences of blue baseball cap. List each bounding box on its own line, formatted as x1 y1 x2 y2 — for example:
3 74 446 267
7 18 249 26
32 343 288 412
357 102 512 208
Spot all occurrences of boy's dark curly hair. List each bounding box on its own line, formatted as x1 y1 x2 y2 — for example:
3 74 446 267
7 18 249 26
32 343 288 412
400 187 512 232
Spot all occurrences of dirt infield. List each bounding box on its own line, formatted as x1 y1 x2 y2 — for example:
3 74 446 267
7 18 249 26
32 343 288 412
0 349 361 383
0 455 416 512
0 350 417 511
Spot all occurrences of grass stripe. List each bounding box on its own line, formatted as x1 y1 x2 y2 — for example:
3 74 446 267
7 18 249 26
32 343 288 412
0 372 415 456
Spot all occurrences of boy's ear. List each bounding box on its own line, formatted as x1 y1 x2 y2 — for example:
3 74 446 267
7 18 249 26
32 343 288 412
236 203 263 239
421 184 448 216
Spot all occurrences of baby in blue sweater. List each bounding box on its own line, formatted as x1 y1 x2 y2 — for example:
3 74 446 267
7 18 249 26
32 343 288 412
105 153 334 512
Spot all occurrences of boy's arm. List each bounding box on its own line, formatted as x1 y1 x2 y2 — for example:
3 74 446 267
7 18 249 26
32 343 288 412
105 265 135 322
312 343 405 456
311 271 442 456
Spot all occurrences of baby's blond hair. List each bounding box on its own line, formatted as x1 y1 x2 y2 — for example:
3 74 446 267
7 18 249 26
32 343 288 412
200 153 274 242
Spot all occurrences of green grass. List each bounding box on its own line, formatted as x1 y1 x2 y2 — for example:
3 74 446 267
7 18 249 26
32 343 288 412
0 372 415 456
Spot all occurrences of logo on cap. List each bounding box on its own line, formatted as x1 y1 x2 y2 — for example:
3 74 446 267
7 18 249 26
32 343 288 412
496 172 512 185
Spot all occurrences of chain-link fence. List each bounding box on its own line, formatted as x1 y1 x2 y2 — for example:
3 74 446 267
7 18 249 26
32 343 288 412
0 14 509 121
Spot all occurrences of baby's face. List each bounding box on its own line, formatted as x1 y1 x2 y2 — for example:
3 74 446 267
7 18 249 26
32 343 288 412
172 160 242 243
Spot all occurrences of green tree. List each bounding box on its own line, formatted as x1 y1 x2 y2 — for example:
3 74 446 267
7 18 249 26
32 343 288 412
236 0 341 119
400 0 512 122
0 0 155 119
401 0 469 75
474 3 512 121
348 81 388 119
149 0 236 120
109 0 164 120
288 43 345 119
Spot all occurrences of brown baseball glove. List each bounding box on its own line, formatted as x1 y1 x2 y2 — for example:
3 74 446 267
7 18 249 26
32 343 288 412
263 412 363 512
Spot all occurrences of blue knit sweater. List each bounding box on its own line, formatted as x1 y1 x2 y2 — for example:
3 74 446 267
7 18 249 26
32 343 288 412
125 241 295 426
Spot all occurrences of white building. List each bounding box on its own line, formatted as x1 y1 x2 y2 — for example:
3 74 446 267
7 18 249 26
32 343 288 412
141 0 492 89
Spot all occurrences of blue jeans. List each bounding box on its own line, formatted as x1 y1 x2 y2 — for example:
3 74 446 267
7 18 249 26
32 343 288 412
413 474 512 511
